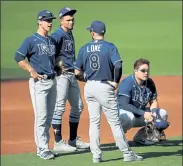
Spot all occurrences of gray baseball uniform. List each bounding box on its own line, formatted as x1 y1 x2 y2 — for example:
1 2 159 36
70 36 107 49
51 8 84 146
14 28 57 155
74 21 136 161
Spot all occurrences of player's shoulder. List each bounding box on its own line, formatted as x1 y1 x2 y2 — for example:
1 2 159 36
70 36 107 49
102 40 116 48
146 77 156 87
22 34 35 44
122 74 134 84
147 77 154 83
118 75 134 95
77 43 88 53
119 75 134 88
48 35 57 44
51 27 64 39
80 41 92 49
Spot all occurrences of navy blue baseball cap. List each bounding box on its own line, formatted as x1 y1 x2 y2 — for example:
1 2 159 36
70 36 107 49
37 10 56 21
58 7 77 18
87 20 106 34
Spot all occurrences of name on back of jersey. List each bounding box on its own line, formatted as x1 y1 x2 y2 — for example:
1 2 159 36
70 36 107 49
87 44 102 53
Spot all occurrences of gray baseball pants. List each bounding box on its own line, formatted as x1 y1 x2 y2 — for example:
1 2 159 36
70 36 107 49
119 108 168 133
29 78 56 154
84 80 131 159
52 72 83 125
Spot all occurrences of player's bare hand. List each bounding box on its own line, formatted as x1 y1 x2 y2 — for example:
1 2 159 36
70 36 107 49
107 81 118 90
30 70 44 80
61 65 66 71
144 112 153 122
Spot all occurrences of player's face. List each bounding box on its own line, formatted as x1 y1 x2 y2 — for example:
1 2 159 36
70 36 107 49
135 64 149 81
39 19 53 32
61 15 75 30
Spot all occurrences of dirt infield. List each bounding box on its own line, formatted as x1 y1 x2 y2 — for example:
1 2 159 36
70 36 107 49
1 76 182 155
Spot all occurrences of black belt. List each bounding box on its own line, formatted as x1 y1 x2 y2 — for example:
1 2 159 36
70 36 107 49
46 75 55 79
38 73 55 80
64 69 74 73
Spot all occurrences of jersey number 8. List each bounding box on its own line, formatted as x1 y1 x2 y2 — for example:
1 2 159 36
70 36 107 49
89 53 100 70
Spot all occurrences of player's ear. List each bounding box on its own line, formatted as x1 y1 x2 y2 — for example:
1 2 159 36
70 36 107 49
60 17 63 24
38 20 41 25
134 69 138 73
90 31 94 37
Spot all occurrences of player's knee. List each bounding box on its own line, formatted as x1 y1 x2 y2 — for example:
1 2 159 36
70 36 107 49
71 101 84 113
158 108 168 121
70 102 84 115
54 104 66 116
52 114 62 125
119 109 135 132
152 108 168 121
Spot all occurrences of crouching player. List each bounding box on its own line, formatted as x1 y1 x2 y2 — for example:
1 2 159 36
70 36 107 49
117 58 170 145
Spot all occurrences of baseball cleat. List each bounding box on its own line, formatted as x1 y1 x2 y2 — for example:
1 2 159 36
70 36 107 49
68 136 90 149
53 139 77 152
93 157 103 163
38 151 55 160
123 151 143 162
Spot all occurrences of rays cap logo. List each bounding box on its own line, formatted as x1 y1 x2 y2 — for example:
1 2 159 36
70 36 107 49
58 7 77 18
37 10 56 21
87 20 106 34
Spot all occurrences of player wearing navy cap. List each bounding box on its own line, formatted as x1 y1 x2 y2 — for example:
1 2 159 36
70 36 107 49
51 7 89 152
14 10 57 160
75 20 143 163
117 58 169 145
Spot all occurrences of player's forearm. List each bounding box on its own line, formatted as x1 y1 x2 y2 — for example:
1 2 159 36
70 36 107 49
114 61 122 83
118 95 145 116
149 99 159 111
18 60 34 73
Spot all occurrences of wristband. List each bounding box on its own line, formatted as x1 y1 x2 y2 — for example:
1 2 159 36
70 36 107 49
152 108 158 113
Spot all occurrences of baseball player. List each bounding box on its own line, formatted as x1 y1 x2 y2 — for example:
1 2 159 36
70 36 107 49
14 10 57 159
51 7 89 152
74 20 143 163
117 58 169 145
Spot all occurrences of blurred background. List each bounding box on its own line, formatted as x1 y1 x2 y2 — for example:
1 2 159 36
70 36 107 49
1 1 182 80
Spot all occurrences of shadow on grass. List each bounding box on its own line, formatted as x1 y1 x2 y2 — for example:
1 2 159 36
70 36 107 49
140 149 182 159
101 157 123 163
99 139 183 148
54 139 182 160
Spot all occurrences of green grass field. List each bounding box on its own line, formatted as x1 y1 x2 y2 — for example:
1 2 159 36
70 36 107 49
1 1 182 79
1 137 182 166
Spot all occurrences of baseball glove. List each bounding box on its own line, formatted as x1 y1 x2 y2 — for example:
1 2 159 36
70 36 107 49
134 120 169 145
145 122 167 142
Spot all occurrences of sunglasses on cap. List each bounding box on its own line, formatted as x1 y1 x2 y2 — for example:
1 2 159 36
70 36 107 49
138 69 149 73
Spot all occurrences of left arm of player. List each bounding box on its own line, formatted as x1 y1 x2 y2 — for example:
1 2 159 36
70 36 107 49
74 47 86 82
51 31 63 68
149 98 159 111
108 45 123 89
148 78 159 115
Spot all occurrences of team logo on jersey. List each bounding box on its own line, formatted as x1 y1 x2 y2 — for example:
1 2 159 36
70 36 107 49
37 43 55 56
132 85 151 106
64 40 74 52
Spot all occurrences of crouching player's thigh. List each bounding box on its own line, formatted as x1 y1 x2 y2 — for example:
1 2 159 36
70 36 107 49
119 109 136 133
